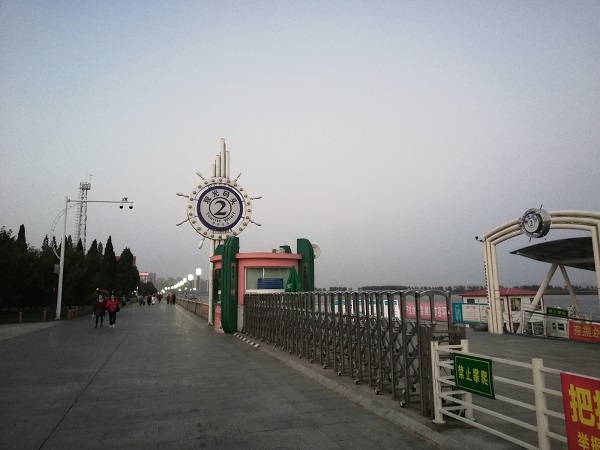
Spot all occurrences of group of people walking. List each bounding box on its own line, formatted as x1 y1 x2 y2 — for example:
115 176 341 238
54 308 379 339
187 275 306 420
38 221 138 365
92 294 120 328
139 294 154 306
137 292 176 305
93 291 177 329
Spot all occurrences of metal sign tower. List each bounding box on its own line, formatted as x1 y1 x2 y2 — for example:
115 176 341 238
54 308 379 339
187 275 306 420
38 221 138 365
177 138 260 324
75 181 91 249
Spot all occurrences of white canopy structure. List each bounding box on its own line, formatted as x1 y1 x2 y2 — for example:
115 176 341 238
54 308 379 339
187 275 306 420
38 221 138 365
480 210 600 334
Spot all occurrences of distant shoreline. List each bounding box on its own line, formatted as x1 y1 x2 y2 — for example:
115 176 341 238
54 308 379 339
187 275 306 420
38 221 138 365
538 291 597 296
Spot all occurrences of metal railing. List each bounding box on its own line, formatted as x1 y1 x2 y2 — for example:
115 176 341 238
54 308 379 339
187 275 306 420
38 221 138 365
431 339 569 449
517 309 600 343
243 290 463 414
177 298 210 320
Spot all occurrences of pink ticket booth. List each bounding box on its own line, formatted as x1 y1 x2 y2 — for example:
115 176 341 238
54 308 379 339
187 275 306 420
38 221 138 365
210 250 301 332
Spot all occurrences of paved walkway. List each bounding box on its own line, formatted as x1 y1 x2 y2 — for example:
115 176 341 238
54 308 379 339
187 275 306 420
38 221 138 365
0 321 62 342
0 303 435 450
3 303 599 450
244 322 600 450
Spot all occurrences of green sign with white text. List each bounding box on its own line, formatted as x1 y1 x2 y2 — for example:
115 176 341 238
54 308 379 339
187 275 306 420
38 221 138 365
546 306 568 318
454 353 495 399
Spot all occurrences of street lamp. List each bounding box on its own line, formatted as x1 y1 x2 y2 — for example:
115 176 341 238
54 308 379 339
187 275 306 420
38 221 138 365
181 278 187 297
55 196 133 319
187 274 194 298
196 268 202 293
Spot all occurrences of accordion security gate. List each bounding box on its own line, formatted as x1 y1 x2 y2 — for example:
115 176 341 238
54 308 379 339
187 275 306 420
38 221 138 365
243 290 464 417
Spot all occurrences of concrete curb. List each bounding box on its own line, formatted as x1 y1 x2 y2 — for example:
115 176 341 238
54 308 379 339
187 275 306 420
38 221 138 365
233 332 261 348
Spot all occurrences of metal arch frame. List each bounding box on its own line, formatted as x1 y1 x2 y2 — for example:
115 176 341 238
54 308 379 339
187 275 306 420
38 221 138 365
50 202 80 259
481 211 600 334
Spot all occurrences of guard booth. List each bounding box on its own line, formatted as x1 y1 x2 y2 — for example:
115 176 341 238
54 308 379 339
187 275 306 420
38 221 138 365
210 237 316 333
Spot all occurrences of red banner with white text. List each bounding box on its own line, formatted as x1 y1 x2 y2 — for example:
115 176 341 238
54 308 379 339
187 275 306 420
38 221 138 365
561 372 600 449
569 320 600 343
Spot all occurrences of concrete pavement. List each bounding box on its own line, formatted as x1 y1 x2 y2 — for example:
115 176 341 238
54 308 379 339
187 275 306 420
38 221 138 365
0 304 435 450
2 303 598 449
245 320 600 450
0 321 62 342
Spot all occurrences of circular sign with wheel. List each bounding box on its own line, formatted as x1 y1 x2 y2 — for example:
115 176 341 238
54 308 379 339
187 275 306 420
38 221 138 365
519 208 551 238
197 185 243 231
185 178 253 240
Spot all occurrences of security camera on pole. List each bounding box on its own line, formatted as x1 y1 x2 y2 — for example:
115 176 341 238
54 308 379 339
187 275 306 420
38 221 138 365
54 196 134 320
176 139 260 325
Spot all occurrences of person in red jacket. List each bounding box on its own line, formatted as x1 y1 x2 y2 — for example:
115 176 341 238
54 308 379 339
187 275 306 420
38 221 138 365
105 294 120 328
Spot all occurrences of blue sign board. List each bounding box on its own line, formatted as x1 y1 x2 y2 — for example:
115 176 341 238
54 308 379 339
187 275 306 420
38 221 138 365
452 302 488 325
453 303 463 322
257 278 284 289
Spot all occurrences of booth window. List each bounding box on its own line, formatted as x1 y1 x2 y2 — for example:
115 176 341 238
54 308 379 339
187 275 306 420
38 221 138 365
246 267 290 290
510 298 521 311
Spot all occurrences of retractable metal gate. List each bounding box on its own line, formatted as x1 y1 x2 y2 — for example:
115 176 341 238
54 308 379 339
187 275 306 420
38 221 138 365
243 290 464 417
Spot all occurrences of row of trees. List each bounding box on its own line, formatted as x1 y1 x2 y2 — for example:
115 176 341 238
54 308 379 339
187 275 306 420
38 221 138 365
0 225 140 308
514 284 597 294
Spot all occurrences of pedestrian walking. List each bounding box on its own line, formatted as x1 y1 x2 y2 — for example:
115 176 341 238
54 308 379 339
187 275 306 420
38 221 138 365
105 294 120 328
93 295 106 328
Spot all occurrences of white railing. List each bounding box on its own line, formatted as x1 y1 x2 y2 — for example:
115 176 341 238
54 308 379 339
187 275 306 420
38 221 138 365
431 339 567 450
517 309 600 342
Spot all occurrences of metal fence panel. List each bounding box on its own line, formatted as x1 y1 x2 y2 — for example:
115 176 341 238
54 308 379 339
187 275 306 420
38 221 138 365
243 290 456 414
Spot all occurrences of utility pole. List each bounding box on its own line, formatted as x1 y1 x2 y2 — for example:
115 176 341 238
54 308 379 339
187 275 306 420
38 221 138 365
55 197 133 319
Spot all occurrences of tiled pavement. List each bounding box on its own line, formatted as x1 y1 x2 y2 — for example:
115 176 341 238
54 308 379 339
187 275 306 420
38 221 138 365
0 304 436 450
3 302 598 450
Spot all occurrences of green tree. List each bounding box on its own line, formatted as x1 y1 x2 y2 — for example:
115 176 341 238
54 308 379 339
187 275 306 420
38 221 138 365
115 247 139 296
101 236 117 294
138 281 157 296
16 224 27 251
62 234 88 306
73 239 92 304
87 239 102 290
0 226 38 307
88 240 98 254
1 224 143 310
0 227 19 305
31 235 60 307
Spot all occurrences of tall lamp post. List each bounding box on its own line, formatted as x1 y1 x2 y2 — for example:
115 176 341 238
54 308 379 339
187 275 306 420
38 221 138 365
55 196 133 320
187 274 193 297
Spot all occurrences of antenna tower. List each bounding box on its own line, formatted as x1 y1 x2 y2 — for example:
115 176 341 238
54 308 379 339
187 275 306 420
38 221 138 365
75 181 91 249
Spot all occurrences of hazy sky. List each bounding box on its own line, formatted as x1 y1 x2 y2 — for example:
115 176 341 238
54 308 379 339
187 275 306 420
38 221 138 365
2 1 599 289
